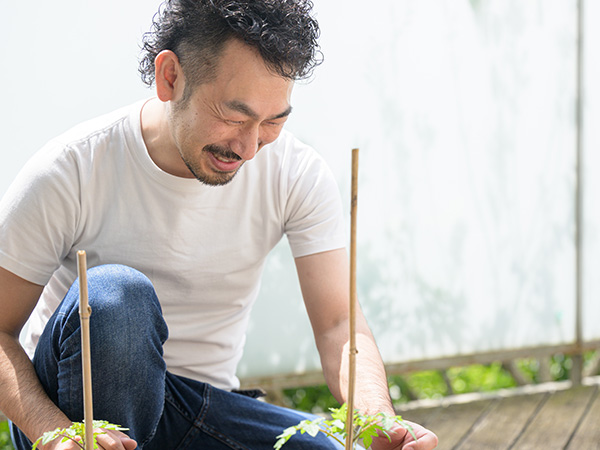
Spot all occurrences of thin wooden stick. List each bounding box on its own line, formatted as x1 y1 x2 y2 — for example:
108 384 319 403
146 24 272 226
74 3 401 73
77 250 94 450
345 148 359 450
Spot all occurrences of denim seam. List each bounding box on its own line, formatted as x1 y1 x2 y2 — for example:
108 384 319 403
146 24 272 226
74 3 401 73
57 312 80 417
195 386 251 450
194 383 210 427
165 390 196 422
171 384 212 450
197 422 251 450
172 385 250 450
139 399 166 448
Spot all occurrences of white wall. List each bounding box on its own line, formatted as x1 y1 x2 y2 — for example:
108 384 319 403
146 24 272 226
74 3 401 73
240 0 600 378
0 0 158 195
1 1 597 380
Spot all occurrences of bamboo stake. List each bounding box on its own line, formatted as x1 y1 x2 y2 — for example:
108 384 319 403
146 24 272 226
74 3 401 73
77 251 94 450
345 148 359 450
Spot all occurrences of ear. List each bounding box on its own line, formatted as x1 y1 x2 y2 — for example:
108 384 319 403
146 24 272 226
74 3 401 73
154 50 186 102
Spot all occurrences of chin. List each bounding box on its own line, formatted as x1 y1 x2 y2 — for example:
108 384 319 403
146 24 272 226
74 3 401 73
194 169 239 186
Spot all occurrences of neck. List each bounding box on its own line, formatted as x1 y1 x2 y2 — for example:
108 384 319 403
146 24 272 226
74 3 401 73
140 98 192 177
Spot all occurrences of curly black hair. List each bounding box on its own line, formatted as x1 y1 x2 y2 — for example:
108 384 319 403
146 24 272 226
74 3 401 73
139 0 322 88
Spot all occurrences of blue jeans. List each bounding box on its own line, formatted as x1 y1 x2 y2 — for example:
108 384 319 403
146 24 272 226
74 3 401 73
11 264 340 449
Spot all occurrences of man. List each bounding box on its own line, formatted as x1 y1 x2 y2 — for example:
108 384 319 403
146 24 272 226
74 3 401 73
0 1 438 449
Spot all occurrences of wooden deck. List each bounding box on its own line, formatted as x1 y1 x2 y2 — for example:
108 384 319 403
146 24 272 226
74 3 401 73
396 377 600 450
3 378 599 449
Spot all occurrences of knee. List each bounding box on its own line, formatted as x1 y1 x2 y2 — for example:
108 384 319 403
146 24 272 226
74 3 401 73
83 265 168 346
86 264 161 315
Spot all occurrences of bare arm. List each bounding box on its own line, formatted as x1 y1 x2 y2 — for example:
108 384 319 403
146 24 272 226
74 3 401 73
0 267 138 450
295 249 438 449
295 248 392 414
0 267 74 441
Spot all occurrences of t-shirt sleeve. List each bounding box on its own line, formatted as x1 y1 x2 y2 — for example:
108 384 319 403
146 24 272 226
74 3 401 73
283 146 347 258
0 141 81 285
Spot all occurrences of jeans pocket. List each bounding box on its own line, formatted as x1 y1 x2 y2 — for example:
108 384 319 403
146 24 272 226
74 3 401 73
231 388 267 399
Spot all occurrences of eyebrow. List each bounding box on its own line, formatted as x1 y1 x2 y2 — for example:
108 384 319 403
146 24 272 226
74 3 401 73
224 100 293 121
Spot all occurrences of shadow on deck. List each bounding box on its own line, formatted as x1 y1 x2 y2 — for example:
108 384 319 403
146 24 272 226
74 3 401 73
397 376 600 450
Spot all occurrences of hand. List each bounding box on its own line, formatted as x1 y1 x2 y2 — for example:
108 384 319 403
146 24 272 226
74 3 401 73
94 427 137 450
42 428 137 450
370 420 438 450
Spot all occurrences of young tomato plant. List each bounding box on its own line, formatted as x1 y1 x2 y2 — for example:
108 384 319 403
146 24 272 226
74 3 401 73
32 420 127 450
274 403 416 449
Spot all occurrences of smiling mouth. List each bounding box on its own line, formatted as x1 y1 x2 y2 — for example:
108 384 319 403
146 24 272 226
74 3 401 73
205 146 243 173
212 152 240 163
206 146 241 163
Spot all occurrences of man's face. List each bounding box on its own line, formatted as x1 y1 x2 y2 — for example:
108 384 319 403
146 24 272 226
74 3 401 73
167 39 294 186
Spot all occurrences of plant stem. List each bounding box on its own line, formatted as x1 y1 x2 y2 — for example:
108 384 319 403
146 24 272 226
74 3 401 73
60 434 84 449
317 427 346 447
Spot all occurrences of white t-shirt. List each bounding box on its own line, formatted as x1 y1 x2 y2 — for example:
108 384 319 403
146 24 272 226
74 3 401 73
0 100 346 390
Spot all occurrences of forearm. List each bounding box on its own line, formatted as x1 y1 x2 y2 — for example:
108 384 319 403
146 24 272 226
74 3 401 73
0 331 72 443
316 318 394 416
296 250 394 415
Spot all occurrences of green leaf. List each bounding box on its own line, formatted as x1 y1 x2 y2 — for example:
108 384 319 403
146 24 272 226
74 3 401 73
42 432 59 444
274 426 297 450
403 421 418 441
273 402 419 450
329 404 347 422
31 420 128 450
378 413 398 430
298 419 323 438
360 425 382 448
329 419 345 433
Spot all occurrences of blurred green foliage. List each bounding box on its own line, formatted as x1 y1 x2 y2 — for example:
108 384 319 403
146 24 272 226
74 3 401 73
0 421 14 450
281 352 598 414
282 362 518 413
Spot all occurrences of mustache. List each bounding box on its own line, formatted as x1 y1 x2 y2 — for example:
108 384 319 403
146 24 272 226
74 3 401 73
204 145 242 161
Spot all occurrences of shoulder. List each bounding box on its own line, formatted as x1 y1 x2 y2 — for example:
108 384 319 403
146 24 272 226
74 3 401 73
269 129 319 158
28 101 143 176
259 129 331 177
261 130 340 205
6 101 145 206
52 102 140 152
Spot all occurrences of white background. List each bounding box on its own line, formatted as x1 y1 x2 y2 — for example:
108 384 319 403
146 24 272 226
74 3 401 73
1 1 598 380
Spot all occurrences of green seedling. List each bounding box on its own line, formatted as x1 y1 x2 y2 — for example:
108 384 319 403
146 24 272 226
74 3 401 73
274 403 417 449
32 420 128 450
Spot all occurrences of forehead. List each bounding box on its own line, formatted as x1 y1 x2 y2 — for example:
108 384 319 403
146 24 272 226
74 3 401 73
201 39 294 107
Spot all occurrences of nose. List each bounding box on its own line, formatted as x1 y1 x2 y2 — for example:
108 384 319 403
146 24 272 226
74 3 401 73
233 124 262 161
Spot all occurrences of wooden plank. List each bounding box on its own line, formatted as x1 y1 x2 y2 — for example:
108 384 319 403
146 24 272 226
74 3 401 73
456 392 547 450
413 399 493 450
566 386 600 449
511 385 594 449
240 344 600 391
384 342 600 375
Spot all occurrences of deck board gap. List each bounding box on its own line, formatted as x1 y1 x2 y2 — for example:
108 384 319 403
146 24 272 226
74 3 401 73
562 384 599 449
452 399 498 450
506 391 551 450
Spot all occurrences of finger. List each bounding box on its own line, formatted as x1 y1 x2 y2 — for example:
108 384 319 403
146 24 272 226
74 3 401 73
371 427 409 449
53 438 86 450
402 430 438 450
95 430 126 450
94 427 138 450
122 436 138 450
